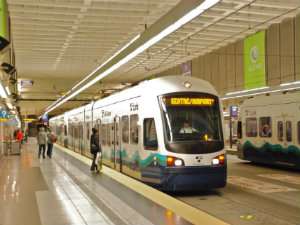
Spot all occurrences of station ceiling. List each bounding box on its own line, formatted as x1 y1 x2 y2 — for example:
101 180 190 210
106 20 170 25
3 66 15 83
7 0 300 116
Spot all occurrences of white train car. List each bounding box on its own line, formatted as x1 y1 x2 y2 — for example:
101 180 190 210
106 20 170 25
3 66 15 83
50 76 227 191
237 91 300 169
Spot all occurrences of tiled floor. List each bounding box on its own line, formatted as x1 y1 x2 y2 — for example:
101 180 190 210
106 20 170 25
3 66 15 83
0 140 115 225
0 139 192 225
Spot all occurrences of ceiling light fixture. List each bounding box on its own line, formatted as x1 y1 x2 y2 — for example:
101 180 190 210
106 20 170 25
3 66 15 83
44 0 220 115
5 86 10 96
0 82 8 99
225 86 270 96
221 83 300 100
280 80 300 86
6 102 13 109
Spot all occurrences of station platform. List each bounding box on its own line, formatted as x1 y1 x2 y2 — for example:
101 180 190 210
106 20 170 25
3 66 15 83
1 139 300 225
0 139 226 225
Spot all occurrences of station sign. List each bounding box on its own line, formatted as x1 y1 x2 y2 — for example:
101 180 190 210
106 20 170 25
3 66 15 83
230 105 239 118
19 79 34 88
0 109 8 118
180 61 192 76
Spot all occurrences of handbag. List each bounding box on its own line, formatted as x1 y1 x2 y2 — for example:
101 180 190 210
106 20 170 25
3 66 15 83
96 152 102 171
90 143 98 154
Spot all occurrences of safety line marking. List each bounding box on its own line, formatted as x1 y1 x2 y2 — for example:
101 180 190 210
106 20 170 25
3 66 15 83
258 174 300 186
228 176 298 193
54 144 229 225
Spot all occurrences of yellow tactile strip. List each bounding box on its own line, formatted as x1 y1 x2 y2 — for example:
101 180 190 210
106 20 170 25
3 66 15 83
55 144 229 225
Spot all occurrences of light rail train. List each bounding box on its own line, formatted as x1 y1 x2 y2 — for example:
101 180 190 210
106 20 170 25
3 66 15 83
50 76 227 191
237 91 300 169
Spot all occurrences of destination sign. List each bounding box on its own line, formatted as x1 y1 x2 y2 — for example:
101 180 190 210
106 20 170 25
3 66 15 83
166 97 215 106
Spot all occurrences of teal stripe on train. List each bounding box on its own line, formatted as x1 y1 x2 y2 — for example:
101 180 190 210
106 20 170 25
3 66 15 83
102 148 167 167
243 140 300 156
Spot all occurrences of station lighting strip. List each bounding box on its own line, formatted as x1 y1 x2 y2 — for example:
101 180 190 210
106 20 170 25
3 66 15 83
0 81 20 127
221 80 300 100
43 0 220 115
0 81 8 99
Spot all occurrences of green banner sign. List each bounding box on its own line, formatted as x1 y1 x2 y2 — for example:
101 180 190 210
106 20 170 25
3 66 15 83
244 31 266 89
0 0 9 50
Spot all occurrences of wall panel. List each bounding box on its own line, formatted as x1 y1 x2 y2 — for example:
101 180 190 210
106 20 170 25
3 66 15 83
295 14 300 80
211 51 220 91
235 40 244 89
204 54 211 82
192 57 200 78
226 44 236 92
267 23 281 85
280 18 295 82
218 47 227 95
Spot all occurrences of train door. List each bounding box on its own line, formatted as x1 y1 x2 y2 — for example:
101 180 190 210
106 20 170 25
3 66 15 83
114 116 122 171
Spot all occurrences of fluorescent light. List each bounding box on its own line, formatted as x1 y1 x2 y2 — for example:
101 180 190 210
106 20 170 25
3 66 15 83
221 84 300 100
69 34 141 92
45 0 220 114
225 86 269 96
5 86 10 95
0 83 8 99
6 102 13 109
280 80 300 86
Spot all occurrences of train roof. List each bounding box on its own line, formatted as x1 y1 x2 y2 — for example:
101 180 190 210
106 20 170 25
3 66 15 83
50 75 219 120
241 91 300 108
93 75 218 109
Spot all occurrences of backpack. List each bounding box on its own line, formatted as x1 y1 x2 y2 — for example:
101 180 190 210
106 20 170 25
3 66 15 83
50 134 57 143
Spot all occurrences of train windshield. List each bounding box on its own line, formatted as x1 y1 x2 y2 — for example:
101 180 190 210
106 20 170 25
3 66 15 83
160 93 224 154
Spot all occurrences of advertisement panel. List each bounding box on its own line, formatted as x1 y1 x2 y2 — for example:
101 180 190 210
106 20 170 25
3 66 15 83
244 31 266 89
0 0 9 50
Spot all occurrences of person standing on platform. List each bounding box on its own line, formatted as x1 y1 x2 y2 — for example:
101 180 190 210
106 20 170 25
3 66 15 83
16 129 24 143
37 127 47 159
47 128 57 158
90 128 101 172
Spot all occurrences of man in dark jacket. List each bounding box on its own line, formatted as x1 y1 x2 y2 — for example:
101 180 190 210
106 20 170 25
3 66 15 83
90 128 101 172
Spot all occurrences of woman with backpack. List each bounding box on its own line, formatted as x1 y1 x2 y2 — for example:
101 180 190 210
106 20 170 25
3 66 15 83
90 128 101 172
47 128 57 158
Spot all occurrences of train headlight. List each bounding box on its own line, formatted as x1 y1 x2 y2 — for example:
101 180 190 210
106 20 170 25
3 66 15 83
167 156 184 167
174 159 183 166
183 81 192 88
211 154 226 165
212 158 220 165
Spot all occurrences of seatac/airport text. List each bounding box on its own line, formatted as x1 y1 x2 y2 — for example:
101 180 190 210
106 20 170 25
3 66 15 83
170 97 215 106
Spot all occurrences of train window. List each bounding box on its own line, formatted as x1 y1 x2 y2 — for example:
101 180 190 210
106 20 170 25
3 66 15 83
95 120 101 144
144 118 158 150
246 118 257 137
130 114 139 144
237 121 242 139
86 122 90 140
298 121 300 144
69 124 72 138
107 124 111 146
259 117 272 138
101 124 107 145
74 125 78 139
64 125 67 136
122 116 129 143
286 121 292 142
277 121 283 141
277 121 283 142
